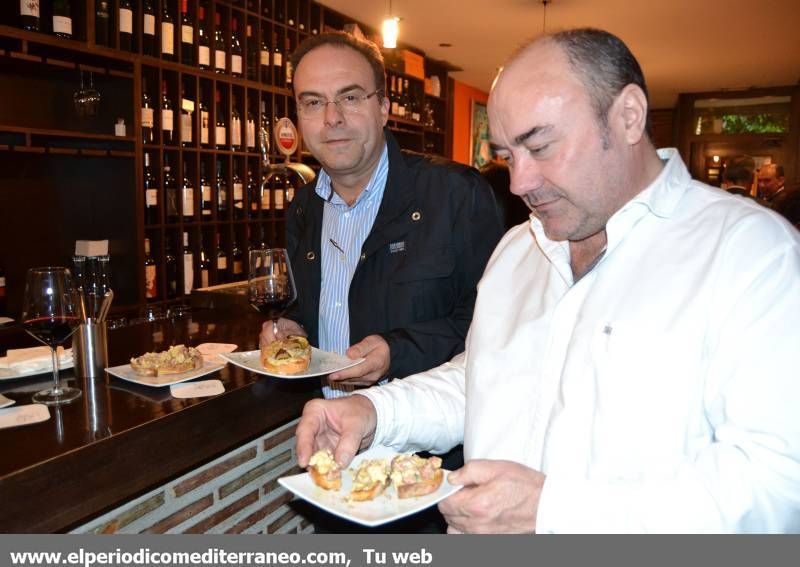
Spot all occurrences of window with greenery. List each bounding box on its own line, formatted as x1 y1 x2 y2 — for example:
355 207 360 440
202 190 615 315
693 95 791 135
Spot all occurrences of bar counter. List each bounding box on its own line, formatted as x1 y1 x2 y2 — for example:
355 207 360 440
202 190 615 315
0 310 319 533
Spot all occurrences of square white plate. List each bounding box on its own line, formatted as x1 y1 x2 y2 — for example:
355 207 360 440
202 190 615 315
278 445 462 527
0 348 74 382
105 360 226 388
220 348 365 379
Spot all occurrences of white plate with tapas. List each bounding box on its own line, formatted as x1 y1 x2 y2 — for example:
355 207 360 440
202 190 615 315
105 360 226 388
278 445 462 527
219 348 365 379
0 347 74 381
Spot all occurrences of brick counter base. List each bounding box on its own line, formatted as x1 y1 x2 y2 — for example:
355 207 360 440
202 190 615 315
73 419 312 534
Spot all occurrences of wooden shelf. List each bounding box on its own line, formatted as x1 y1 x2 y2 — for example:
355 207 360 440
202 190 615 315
0 124 135 143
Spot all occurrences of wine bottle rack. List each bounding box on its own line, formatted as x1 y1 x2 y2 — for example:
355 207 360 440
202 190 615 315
0 0 452 316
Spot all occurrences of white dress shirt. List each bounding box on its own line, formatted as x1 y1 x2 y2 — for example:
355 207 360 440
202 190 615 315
359 149 800 532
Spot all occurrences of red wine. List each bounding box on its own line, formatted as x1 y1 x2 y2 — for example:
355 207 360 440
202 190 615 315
251 296 294 320
23 316 80 346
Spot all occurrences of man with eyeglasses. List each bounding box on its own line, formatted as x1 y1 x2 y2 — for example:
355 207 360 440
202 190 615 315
260 33 502 403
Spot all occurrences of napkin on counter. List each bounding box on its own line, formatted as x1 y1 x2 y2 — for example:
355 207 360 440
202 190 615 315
0 346 72 374
195 343 238 365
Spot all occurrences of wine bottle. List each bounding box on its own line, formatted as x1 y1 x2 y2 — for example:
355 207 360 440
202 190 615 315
19 0 40 32
247 167 259 218
272 171 285 211
180 0 194 65
246 24 258 82
199 96 210 146
161 0 175 60
216 160 228 218
119 0 133 51
214 11 226 74
182 231 194 294
200 161 212 218
246 106 256 150
215 89 226 149
197 4 210 69
180 89 193 146
272 31 283 87
230 18 243 77
144 152 159 224
231 237 244 280
284 36 293 86
141 78 155 143
260 30 270 84
390 75 399 116
144 238 158 300
95 0 110 46
164 154 178 222
215 233 228 284
260 170 271 213
181 162 195 221
161 80 174 145
397 78 405 118
232 161 244 219
199 236 211 288
142 0 156 56
165 239 178 298
52 0 72 39
231 98 242 150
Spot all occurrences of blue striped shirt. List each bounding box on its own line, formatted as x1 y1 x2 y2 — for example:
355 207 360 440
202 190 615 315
316 143 389 398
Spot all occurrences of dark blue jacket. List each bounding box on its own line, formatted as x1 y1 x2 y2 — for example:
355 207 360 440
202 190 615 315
285 131 503 379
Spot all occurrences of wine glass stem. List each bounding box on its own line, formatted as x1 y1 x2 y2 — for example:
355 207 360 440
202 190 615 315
272 318 279 337
50 347 63 396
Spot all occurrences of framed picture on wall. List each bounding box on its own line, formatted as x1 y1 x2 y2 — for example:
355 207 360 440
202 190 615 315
470 100 491 169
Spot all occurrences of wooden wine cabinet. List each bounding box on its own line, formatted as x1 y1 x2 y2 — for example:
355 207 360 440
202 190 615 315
0 0 453 317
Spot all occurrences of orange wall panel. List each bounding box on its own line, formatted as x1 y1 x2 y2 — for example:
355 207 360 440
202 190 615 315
451 79 490 166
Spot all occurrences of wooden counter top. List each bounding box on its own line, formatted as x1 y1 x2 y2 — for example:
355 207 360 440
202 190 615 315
0 310 319 533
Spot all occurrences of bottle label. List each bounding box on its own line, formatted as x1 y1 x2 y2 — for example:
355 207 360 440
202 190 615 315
162 22 174 54
215 50 226 70
200 111 209 144
162 109 174 131
202 185 211 213
231 55 243 74
198 45 210 66
144 14 155 35
233 182 243 201
146 188 158 206
216 126 226 146
246 120 255 148
21 1 39 17
183 253 194 294
141 107 154 128
166 187 178 217
233 260 243 275
181 24 193 44
0 276 5 287
182 188 194 216
52 16 72 35
286 61 293 84
217 257 227 270
231 118 241 147
273 52 282 67
260 50 269 66
287 186 294 202
275 188 284 210
201 269 209 289
261 188 270 208
181 113 192 142
145 265 157 298
119 8 133 34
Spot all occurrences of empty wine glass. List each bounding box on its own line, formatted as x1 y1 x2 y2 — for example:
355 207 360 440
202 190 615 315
21 267 82 405
73 71 101 118
248 249 297 336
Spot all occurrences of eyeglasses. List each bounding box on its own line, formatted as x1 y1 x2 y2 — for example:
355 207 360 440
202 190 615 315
297 89 383 117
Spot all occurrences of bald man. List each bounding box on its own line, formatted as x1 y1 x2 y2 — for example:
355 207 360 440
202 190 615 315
292 28 800 533
759 163 800 226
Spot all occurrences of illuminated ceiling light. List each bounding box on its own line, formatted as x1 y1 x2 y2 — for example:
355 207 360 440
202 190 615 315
382 0 399 48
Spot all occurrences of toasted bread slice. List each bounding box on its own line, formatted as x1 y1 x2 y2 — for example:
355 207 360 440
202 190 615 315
130 345 203 377
307 449 342 491
260 335 311 375
390 454 444 499
349 459 389 501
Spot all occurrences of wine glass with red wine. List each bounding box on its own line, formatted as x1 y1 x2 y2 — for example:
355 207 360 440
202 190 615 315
248 249 297 337
21 267 82 405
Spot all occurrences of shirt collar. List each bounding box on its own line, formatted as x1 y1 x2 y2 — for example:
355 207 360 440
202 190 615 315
314 143 389 208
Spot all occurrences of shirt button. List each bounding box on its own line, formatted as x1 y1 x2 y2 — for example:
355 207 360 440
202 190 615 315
335 301 342 308
344 212 351 218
